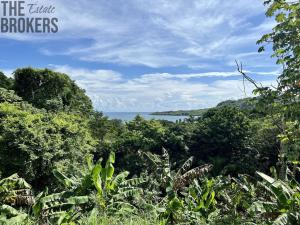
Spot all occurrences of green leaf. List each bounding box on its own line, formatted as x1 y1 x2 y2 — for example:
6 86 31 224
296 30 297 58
273 213 288 225
66 196 89 205
276 13 286 22
258 46 265 53
111 171 129 189
256 172 275 184
124 177 146 186
92 164 103 196
53 170 76 188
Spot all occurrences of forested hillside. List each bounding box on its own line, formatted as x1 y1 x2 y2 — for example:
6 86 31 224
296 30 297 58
0 1 299 224
151 98 257 116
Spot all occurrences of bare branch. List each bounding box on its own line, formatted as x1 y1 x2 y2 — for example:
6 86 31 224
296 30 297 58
235 60 262 90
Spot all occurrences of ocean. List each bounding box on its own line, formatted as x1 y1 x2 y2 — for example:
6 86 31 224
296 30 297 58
103 112 188 122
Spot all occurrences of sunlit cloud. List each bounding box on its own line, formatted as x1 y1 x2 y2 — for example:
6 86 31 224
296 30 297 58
1 0 274 69
0 0 280 111
48 65 277 112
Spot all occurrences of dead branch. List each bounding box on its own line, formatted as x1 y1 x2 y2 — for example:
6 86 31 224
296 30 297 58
235 60 262 90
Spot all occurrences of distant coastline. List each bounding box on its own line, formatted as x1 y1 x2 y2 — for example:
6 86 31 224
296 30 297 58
103 112 188 122
150 108 208 116
104 98 256 121
150 97 256 116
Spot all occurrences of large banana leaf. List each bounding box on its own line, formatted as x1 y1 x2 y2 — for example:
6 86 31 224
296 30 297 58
0 204 27 225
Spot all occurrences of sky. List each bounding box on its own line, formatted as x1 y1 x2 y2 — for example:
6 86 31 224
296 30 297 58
0 0 280 112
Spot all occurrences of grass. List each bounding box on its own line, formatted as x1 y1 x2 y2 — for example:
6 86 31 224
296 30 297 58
79 210 161 225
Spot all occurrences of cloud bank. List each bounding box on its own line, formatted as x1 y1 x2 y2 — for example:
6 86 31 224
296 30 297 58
50 65 278 112
0 0 280 111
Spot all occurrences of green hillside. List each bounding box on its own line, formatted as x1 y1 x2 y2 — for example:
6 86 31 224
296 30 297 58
151 97 257 116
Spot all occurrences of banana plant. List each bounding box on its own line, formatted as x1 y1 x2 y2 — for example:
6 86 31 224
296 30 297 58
159 196 184 225
89 152 124 207
0 204 28 224
52 152 146 215
0 173 34 207
32 188 89 224
140 148 212 194
31 153 119 224
184 179 216 218
89 152 147 213
141 149 212 224
0 174 34 224
249 167 300 225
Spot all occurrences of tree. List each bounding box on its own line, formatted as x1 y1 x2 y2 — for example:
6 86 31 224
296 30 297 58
237 0 300 179
189 106 250 174
249 117 281 173
111 116 167 173
89 111 110 143
110 115 188 175
0 72 13 90
255 0 300 120
0 102 97 189
13 68 93 114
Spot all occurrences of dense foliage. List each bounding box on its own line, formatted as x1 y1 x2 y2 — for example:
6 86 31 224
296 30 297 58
0 72 13 90
13 68 93 114
0 0 299 224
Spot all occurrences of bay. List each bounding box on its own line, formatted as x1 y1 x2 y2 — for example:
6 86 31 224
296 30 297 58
103 112 188 122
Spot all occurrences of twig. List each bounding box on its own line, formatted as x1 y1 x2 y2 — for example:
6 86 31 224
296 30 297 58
235 60 262 90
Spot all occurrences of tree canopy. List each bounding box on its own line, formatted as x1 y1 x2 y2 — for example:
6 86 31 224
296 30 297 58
0 1 299 224
0 72 13 90
13 68 93 114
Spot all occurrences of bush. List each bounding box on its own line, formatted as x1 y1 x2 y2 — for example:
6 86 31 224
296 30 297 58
0 102 97 190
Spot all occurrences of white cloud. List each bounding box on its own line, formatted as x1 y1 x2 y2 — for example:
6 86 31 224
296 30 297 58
49 65 122 82
49 65 277 112
1 69 14 77
0 1 280 112
1 65 277 111
0 0 274 69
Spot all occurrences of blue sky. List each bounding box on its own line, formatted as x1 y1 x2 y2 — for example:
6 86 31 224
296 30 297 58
0 0 280 112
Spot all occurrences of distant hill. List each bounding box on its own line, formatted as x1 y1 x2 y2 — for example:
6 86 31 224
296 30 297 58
151 108 208 116
151 97 257 116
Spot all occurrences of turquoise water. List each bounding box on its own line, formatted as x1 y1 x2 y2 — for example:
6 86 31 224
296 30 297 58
103 112 188 122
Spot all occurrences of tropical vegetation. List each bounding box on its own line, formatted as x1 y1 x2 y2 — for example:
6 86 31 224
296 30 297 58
0 0 299 224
